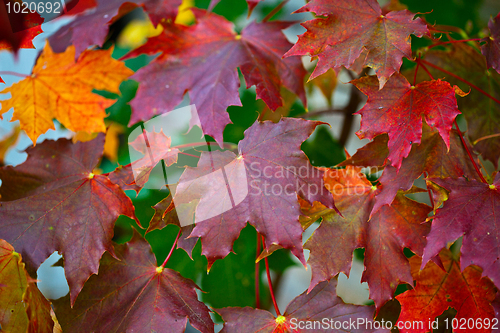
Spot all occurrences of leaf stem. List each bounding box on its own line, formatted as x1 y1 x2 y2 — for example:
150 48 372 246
427 38 482 49
178 151 200 159
453 119 487 183
473 133 500 145
413 58 420 86
416 58 435 80
424 172 435 208
262 0 289 22
161 229 182 268
0 71 28 78
296 108 345 118
418 59 500 105
255 232 261 309
173 141 238 151
262 236 280 316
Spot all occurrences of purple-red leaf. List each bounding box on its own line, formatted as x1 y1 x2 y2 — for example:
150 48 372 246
284 0 428 88
406 43 500 167
482 13 500 74
172 118 334 268
217 279 383 333
48 0 182 56
53 231 214 333
423 175 500 289
397 250 497 333
0 135 137 305
126 10 306 144
370 127 480 215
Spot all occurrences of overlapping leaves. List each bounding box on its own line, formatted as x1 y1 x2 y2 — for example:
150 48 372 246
423 175 500 288
397 250 497 333
0 239 53 333
173 118 334 268
48 0 182 56
217 279 382 333
126 10 306 144
284 0 428 88
304 167 430 309
53 231 214 333
0 43 133 144
0 135 137 305
353 73 462 170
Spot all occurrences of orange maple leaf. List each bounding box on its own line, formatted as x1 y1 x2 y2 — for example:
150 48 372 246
0 42 133 144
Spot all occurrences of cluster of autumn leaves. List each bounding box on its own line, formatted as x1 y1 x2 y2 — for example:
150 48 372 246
0 0 500 332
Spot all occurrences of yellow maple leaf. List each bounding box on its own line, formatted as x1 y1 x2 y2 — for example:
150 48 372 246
0 42 133 144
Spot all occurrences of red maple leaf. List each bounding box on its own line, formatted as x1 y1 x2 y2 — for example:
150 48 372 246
0 0 44 55
304 167 430 309
284 0 428 88
422 175 500 290
217 279 383 333
0 135 137 305
356 127 481 215
397 250 497 333
53 231 214 333
407 43 500 168
125 10 306 144
482 13 500 74
172 118 334 268
353 73 461 170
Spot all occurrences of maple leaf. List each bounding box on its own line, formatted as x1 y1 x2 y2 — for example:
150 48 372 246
129 129 180 186
422 175 500 289
352 73 461 169
0 239 30 332
107 164 142 194
0 43 133 144
396 250 497 333
368 127 480 215
0 0 43 52
172 118 334 268
284 0 428 88
125 9 306 144
482 13 500 74
48 0 182 56
24 279 54 333
53 231 214 333
409 43 500 167
304 167 430 309
217 279 383 333
0 239 53 333
338 134 389 169
0 135 137 305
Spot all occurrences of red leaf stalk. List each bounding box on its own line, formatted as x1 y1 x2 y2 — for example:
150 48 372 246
255 233 261 309
262 236 281 316
161 229 182 268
